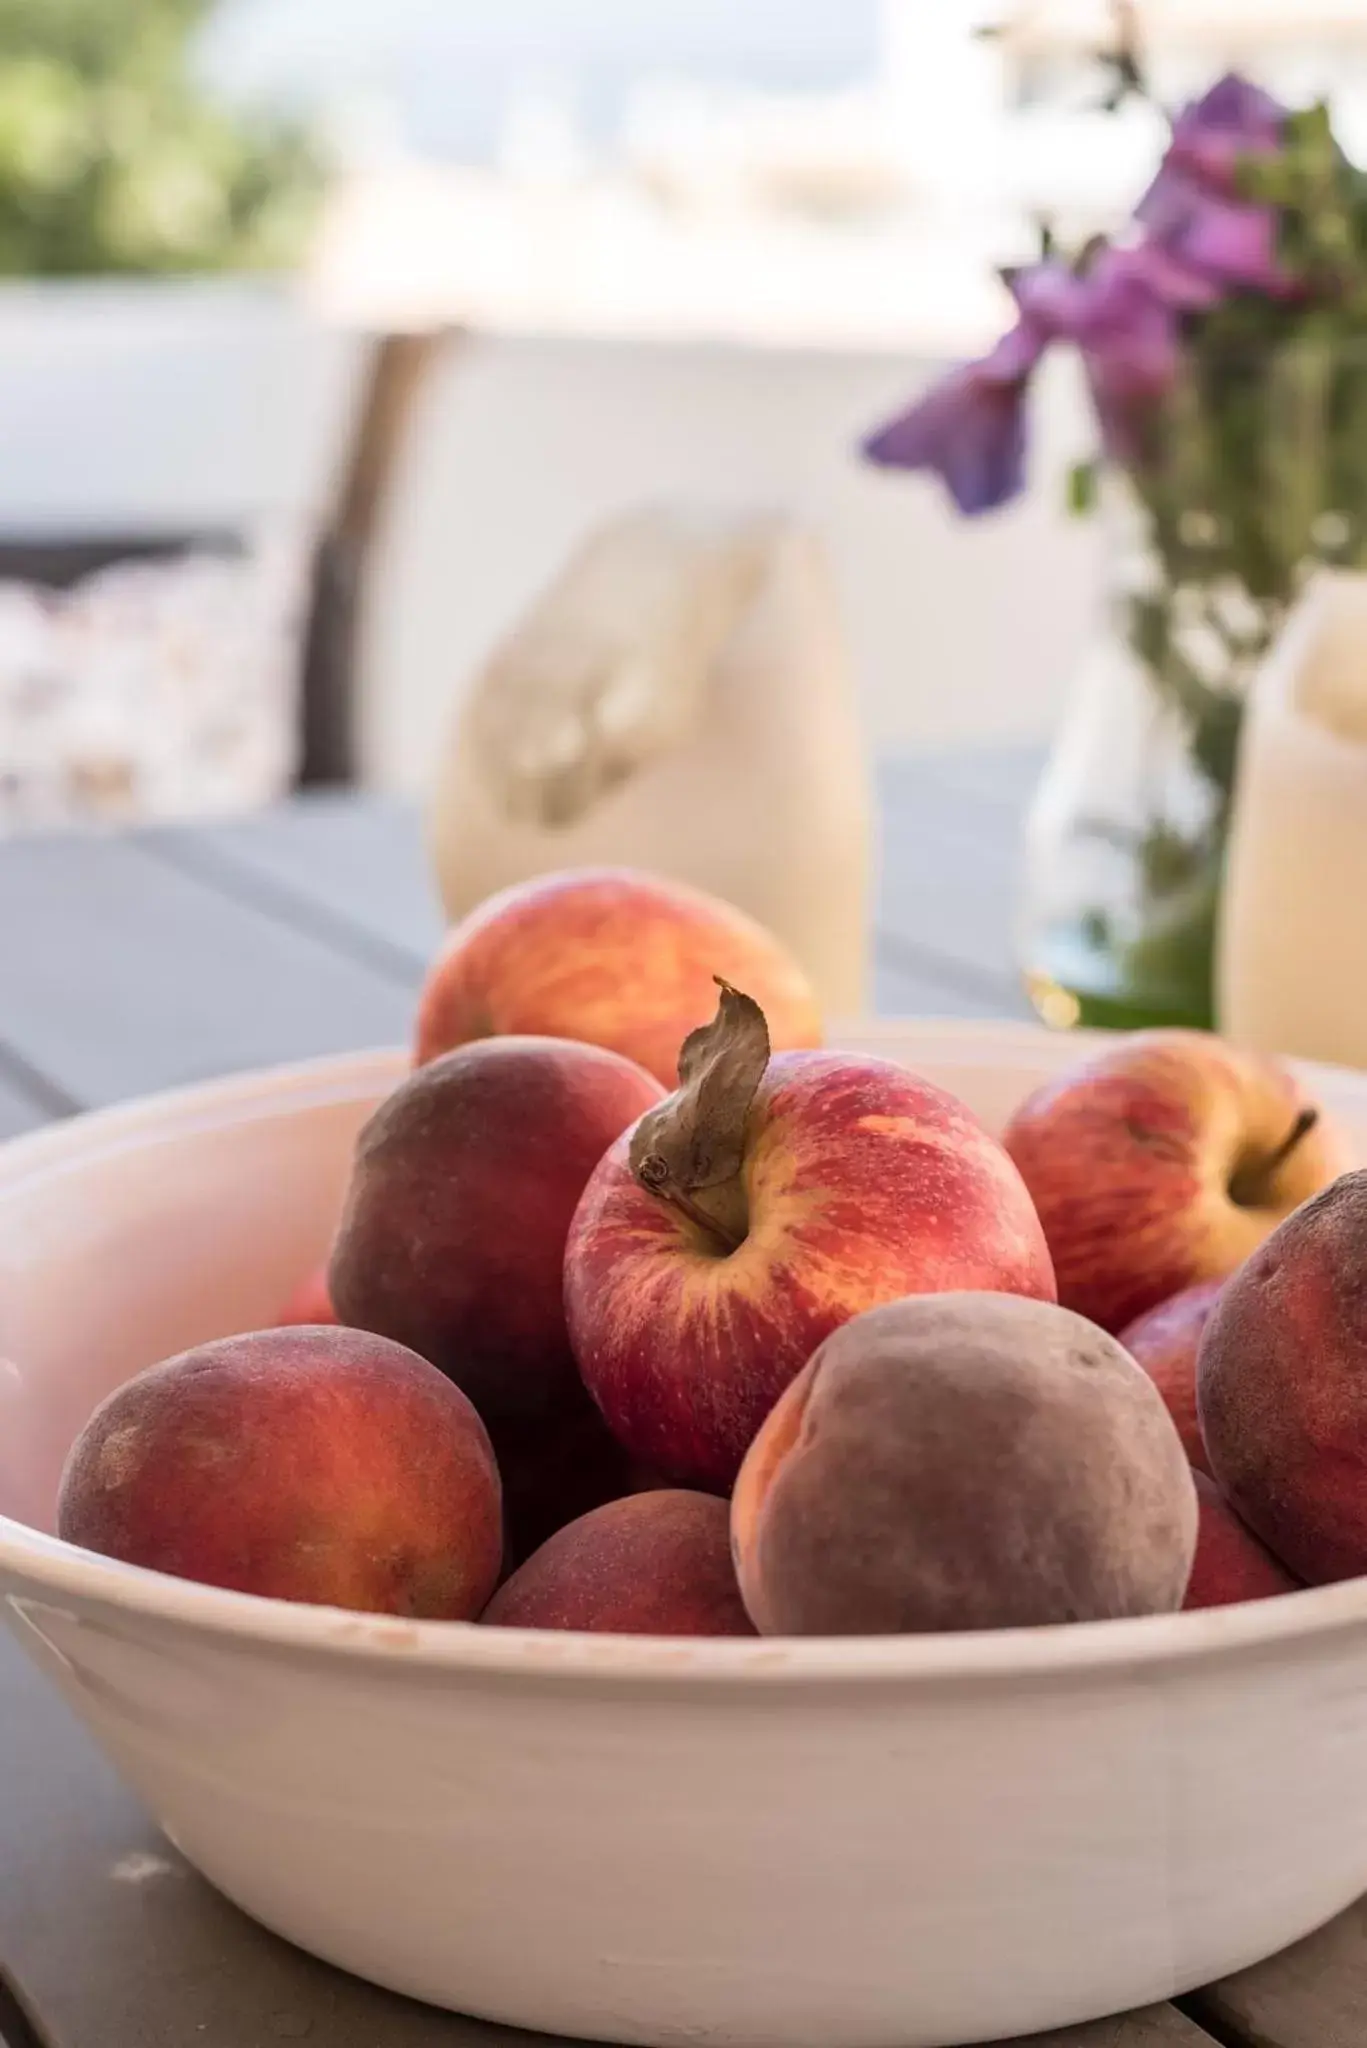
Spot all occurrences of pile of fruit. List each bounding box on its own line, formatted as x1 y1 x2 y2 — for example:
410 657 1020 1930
56 867 1366 1636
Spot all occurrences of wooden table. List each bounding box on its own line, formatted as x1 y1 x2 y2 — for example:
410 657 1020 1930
0 753 1358 2048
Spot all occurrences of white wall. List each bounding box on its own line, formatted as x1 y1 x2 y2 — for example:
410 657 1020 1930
0 282 362 531
360 332 1105 790
0 286 1105 792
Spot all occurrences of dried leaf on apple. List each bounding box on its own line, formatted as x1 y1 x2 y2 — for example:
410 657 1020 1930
628 980 769 1252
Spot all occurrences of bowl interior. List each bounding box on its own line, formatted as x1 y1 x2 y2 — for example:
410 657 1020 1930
2 1024 1365 1545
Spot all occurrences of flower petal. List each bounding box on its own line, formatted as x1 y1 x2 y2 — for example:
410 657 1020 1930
1137 71 1286 225
1136 159 1293 298
1007 260 1093 341
981 314 1051 384
1081 239 1217 319
1182 72 1287 146
1111 239 1222 312
1085 355 1167 466
1060 253 1185 465
1168 130 1273 192
1173 194 1291 293
863 361 1029 515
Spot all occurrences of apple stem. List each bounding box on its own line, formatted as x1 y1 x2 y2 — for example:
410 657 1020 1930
1262 1107 1320 1179
1231 1107 1320 1207
634 1161 746 1254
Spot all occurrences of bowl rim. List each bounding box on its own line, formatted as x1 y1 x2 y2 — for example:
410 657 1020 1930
4 1029 1367 1692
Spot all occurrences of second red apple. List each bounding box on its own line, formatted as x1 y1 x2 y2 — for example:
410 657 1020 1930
1004 1030 1346 1333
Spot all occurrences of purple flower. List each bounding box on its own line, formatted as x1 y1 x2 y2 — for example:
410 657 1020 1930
1137 72 1293 296
858 75 1300 509
862 245 1193 510
1142 171 1295 296
1063 249 1185 461
862 336 1037 515
1017 247 1191 459
1172 194 1289 291
1105 239 1222 314
1168 73 1286 188
1140 72 1286 215
1007 260 1093 337
1188 72 1286 135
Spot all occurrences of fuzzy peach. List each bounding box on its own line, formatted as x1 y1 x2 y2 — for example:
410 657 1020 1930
731 1293 1197 1636
57 1326 502 1618
330 1035 662 1432
1118 1279 1223 1476
1184 1474 1299 1611
1199 1169 1367 1584
494 1398 645 1569
483 1490 753 1635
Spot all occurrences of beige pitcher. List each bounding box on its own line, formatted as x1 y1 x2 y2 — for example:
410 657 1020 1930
428 506 872 1017
1219 569 1367 1067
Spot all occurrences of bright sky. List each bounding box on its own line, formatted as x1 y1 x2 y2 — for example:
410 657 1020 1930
203 0 887 154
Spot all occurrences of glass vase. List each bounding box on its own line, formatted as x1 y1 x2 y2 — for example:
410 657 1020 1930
1021 334 1367 1032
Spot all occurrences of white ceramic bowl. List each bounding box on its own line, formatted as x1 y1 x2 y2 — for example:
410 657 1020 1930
4 1022 1367 2048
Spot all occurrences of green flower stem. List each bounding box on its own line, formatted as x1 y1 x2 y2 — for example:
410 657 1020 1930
1043 333 1367 1032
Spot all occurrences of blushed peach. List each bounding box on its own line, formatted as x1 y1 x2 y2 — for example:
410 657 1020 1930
483 1490 753 1636
58 1327 501 1619
1199 1169 1367 1584
1119 1279 1223 1476
330 1035 662 1432
1184 1474 1299 1611
494 1397 642 1569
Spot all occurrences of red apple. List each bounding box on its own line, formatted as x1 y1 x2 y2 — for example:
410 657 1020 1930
1003 1030 1347 1334
414 866 821 1087
1118 1278 1223 1477
565 985 1056 1491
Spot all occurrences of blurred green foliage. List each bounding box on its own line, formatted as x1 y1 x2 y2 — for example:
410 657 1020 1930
0 0 324 275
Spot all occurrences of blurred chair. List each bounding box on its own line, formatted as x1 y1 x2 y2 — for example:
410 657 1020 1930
0 292 446 823
295 329 448 784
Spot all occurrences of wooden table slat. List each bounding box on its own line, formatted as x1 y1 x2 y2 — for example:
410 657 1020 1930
144 790 445 976
1189 1901 1367 2048
875 759 1039 1004
0 1064 57 1144
151 777 1033 1023
873 947 1030 1021
892 743 1047 816
0 831 419 1110
1032 2013 1216 2048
